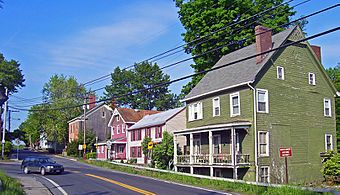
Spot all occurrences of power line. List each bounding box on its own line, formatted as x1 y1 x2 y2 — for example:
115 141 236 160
82 0 299 87
10 26 339 112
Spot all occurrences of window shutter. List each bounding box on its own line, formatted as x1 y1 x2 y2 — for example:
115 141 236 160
198 102 203 119
188 105 193 121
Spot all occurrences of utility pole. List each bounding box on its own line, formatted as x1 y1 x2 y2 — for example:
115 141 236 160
8 109 19 133
1 87 8 160
83 97 87 159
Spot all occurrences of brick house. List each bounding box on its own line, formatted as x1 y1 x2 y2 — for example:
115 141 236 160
68 101 113 144
105 108 159 161
128 107 186 164
173 25 337 184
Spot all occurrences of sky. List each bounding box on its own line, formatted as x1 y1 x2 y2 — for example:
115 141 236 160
0 0 339 130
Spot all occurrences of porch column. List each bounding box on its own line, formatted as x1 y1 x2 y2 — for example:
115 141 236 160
189 133 193 165
231 128 238 180
174 135 178 165
209 131 213 165
210 167 214 177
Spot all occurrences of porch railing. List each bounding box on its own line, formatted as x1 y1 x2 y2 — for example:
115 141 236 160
177 155 190 164
236 154 250 164
192 154 209 164
213 154 232 164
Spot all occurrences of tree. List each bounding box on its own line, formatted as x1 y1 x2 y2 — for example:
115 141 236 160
105 62 180 110
77 129 96 153
20 106 43 147
151 132 174 170
0 53 25 140
326 64 340 152
175 0 295 96
141 137 152 158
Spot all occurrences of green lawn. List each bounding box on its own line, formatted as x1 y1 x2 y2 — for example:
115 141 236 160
0 170 24 195
82 160 325 195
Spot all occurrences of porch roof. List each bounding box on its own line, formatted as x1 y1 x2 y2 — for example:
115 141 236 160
174 121 251 135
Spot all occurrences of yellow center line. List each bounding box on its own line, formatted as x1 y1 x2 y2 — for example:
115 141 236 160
85 173 156 195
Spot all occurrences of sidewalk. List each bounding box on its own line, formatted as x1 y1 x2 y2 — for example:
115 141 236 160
17 176 52 195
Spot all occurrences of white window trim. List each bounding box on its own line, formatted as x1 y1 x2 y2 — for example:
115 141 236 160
117 125 120 134
212 97 220 117
122 124 125 133
111 126 114 135
259 166 270 183
277 66 285 80
116 115 120 121
188 102 203 121
308 72 316 85
324 98 332 117
258 131 270 157
230 92 240 117
257 89 269 113
325 134 333 152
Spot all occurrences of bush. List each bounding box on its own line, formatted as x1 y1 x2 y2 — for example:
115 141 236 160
322 151 340 184
86 152 96 159
0 141 12 156
66 141 78 156
151 132 173 170
128 158 137 164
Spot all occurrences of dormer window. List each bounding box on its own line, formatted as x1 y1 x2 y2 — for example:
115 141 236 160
308 72 316 85
277 66 284 80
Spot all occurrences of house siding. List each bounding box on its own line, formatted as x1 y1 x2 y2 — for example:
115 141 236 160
86 106 113 142
255 43 336 183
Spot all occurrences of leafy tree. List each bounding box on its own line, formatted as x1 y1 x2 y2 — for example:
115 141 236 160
77 129 96 153
66 140 78 156
0 53 25 140
141 137 152 158
105 62 180 110
174 0 295 96
151 132 174 170
41 74 86 145
20 105 43 147
326 64 340 152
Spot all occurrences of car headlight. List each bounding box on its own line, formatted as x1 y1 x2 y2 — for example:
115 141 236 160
47 166 54 169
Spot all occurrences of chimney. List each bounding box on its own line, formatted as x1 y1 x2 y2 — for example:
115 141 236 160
255 25 272 64
311 45 321 62
88 94 96 110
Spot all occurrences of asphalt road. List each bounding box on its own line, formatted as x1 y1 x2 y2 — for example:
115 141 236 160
0 150 228 195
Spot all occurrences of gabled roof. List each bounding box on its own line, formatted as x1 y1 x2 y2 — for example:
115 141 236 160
183 26 296 102
108 108 160 126
68 102 112 123
128 107 185 130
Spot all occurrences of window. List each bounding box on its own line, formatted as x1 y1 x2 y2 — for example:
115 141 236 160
259 166 270 183
145 128 151 138
325 134 333 152
308 72 316 85
130 147 136 157
188 102 203 121
212 97 220 117
133 129 142 141
111 127 114 135
101 146 105 154
193 138 201 155
257 89 269 113
117 125 120 134
131 131 135 141
258 131 269 156
122 124 125 133
155 127 162 138
230 92 240 116
118 145 124 153
116 115 120 121
213 135 221 154
102 111 106 118
277 66 284 80
324 98 332 117
137 146 142 157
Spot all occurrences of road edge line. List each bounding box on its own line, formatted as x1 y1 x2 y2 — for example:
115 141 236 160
42 176 68 195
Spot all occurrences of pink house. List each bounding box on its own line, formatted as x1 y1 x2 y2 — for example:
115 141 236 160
107 108 159 161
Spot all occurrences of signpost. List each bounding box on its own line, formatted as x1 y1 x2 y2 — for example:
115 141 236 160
15 138 20 160
279 147 292 184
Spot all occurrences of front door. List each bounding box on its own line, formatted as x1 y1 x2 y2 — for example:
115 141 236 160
213 135 221 154
193 139 201 155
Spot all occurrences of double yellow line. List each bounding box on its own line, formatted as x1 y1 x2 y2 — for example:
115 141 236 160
85 174 156 195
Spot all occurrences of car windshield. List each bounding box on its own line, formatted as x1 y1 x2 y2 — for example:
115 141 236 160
38 158 55 163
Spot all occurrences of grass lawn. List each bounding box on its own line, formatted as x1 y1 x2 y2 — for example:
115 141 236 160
82 160 326 195
0 170 24 195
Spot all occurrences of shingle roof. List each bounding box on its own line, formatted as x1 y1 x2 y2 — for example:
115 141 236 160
184 26 296 101
117 108 160 123
128 107 185 130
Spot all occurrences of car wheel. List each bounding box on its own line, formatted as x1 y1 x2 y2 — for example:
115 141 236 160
40 167 46 176
23 167 29 174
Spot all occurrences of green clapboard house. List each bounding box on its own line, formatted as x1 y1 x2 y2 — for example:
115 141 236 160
173 25 337 184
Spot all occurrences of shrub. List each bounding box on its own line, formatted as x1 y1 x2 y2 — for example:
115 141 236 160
66 141 78 156
322 151 340 184
128 158 137 164
0 141 12 156
151 132 173 170
86 152 96 159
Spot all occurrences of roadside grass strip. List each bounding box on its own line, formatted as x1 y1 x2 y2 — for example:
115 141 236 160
85 173 156 195
0 170 25 195
83 160 331 195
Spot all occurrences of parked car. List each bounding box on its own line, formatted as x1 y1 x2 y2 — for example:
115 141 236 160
21 156 64 175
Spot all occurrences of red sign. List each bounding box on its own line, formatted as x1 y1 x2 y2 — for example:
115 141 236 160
279 147 292 157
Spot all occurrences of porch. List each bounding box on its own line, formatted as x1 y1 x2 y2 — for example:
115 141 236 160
174 123 251 179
